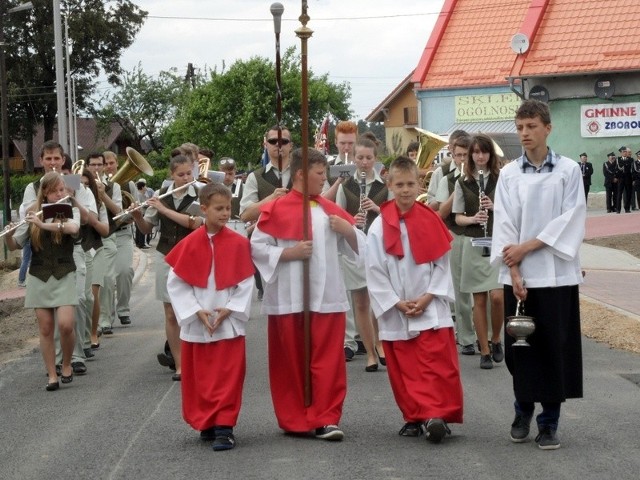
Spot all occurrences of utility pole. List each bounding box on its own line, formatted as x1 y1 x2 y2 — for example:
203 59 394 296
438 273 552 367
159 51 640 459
53 0 68 153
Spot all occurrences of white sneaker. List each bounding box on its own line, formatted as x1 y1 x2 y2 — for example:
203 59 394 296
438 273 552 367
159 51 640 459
315 425 344 441
17 280 27 288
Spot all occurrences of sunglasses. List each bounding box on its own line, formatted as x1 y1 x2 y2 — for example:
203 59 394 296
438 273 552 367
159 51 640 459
266 138 291 146
219 158 235 165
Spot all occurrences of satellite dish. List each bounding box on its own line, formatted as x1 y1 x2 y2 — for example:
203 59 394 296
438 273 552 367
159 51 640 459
594 77 615 99
510 33 530 54
529 85 549 103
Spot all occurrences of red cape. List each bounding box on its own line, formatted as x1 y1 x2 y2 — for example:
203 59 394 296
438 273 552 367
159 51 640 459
165 225 254 290
380 200 452 264
257 189 355 240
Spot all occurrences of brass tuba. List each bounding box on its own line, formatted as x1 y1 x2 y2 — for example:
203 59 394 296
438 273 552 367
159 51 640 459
111 147 154 186
110 147 154 224
414 128 448 189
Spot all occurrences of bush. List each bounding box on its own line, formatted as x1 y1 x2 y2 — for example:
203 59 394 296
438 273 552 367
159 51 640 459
0 173 40 210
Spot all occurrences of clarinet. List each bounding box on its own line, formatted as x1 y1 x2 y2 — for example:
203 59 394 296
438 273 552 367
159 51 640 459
478 170 490 257
357 171 367 230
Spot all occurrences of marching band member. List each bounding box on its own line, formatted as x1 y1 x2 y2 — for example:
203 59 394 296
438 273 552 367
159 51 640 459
452 134 504 370
5 172 80 391
130 154 203 381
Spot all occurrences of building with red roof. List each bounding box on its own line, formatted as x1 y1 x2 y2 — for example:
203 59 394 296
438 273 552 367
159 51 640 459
402 0 640 191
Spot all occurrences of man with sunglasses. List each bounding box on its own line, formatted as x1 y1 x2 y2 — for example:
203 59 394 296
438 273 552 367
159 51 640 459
239 125 293 223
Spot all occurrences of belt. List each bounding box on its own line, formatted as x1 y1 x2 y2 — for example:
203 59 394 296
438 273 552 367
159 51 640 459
117 225 131 232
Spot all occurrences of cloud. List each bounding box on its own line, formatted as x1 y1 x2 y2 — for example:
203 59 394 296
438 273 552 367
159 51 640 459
115 0 444 120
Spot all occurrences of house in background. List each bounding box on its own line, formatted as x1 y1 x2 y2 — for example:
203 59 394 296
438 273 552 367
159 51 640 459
11 118 133 171
365 72 419 157
404 0 640 192
411 0 529 161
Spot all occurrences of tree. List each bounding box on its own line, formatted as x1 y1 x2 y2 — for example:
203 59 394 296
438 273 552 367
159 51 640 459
163 47 351 168
92 64 193 153
5 0 147 171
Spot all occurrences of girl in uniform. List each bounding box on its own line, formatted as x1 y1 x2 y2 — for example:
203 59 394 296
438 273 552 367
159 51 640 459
4 172 80 391
131 154 203 381
452 134 505 370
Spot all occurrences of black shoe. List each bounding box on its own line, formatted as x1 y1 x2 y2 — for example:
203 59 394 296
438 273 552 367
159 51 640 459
425 418 450 444
355 340 367 355
365 363 378 372
510 413 532 443
212 428 236 451
374 345 386 366
480 354 493 369
46 381 60 391
491 342 504 363
61 373 73 384
71 362 87 375
535 426 560 450
460 344 475 355
119 316 131 325
399 422 424 437
344 347 355 362
83 348 95 359
55 364 62 376
315 425 344 441
102 326 113 335
172 373 181 381
157 352 176 370
200 427 217 441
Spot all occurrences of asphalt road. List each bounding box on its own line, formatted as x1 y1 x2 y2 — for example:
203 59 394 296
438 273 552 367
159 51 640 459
0 252 639 480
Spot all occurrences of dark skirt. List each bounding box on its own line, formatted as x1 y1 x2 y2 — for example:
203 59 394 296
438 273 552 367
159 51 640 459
504 284 583 403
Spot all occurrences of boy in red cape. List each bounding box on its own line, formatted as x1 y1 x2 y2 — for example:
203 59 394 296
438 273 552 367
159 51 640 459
366 156 463 444
166 183 254 451
251 147 366 441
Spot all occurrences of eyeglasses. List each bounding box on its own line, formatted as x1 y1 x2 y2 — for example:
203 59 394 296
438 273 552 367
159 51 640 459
266 138 291 146
219 158 235 165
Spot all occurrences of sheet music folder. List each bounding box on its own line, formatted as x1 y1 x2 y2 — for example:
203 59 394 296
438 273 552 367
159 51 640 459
42 203 73 221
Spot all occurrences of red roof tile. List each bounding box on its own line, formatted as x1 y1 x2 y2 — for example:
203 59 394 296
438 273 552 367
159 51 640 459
514 0 640 77
414 0 530 89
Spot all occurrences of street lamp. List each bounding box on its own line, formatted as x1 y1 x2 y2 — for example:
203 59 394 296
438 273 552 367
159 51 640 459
1 1 33 225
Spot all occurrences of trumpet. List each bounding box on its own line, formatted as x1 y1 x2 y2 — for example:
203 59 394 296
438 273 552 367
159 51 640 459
0 195 72 239
477 169 490 257
71 160 84 175
357 171 367 230
112 158 210 222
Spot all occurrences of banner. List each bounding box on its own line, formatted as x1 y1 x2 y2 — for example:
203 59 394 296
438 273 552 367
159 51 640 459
580 103 640 137
455 93 520 122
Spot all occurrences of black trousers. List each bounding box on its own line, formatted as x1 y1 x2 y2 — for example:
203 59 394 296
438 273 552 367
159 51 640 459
605 185 616 212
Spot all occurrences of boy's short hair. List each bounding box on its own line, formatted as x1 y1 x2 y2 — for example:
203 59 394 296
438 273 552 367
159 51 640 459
199 147 214 159
290 148 327 176
265 124 290 137
40 140 64 159
218 157 236 172
387 155 419 181
448 129 469 146
169 154 191 172
516 99 551 125
335 120 357 136
452 134 471 151
406 141 419 154
199 182 232 205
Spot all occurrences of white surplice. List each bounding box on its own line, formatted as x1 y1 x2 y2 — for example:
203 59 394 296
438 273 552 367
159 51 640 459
490 153 586 288
366 217 455 341
251 204 366 315
167 258 253 343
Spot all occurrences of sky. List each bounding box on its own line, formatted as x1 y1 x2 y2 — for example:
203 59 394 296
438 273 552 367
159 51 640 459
107 0 446 121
